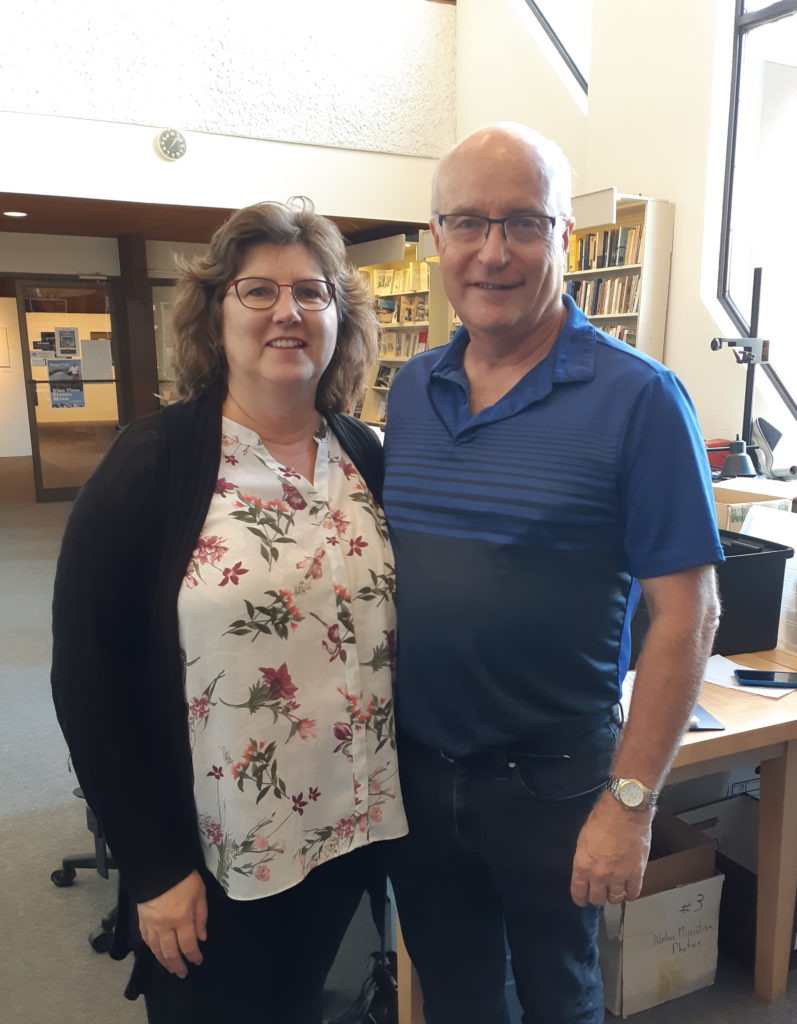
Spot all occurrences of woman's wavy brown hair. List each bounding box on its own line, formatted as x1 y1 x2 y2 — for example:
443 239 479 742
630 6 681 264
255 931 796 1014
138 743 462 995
171 198 378 413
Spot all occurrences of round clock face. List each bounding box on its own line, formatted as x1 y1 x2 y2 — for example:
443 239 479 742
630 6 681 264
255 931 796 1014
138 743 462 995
156 129 187 161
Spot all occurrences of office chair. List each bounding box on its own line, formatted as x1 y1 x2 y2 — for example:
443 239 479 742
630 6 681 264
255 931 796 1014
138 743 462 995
51 787 117 953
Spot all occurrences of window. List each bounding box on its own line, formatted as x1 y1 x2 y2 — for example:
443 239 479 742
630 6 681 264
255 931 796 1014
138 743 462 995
525 1 591 93
720 0 797 414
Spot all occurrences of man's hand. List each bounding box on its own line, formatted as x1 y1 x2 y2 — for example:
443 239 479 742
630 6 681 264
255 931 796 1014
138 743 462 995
137 869 208 978
570 793 652 907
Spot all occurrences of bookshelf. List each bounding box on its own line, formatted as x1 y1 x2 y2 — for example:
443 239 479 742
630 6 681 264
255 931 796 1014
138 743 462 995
355 253 450 427
565 189 674 361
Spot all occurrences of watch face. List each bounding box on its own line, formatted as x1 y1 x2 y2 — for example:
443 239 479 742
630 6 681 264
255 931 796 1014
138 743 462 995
156 129 187 161
620 780 645 807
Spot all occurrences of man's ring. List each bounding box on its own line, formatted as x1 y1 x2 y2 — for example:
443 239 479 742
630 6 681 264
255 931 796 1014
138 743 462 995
607 890 627 903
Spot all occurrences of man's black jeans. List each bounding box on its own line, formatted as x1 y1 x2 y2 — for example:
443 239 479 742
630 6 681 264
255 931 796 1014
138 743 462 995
382 717 619 1024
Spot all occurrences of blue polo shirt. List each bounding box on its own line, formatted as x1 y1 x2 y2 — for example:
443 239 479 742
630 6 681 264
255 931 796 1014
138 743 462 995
383 295 723 756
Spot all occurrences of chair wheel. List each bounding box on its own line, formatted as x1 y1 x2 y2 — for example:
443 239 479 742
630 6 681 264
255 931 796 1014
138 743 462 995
51 867 77 887
89 927 113 954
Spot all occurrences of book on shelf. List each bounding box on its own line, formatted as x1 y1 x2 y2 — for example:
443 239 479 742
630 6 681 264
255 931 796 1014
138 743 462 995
598 230 610 269
374 269 394 296
376 397 387 423
358 269 372 293
414 294 429 321
376 296 398 324
394 331 414 358
398 294 417 323
614 226 629 266
416 330 429 354
633 222 645 264
391 269 405 294
379 333 395 358
374 364 395 388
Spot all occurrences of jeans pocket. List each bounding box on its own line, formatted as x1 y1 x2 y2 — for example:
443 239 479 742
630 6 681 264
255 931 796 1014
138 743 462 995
512 721 619 801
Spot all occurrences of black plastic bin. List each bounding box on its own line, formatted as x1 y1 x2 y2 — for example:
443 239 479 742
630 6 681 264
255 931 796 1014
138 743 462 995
630 529 794 662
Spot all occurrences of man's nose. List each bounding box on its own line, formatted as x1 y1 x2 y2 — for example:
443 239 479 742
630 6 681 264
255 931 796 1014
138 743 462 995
478 221 511 264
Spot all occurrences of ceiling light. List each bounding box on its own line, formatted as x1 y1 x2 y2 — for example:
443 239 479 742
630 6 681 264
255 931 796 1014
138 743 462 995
3 210 28 217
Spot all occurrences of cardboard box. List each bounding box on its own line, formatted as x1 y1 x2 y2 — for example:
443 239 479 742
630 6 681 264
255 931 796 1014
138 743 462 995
712 483 792 533
599 814 723 1017
679 795 797 969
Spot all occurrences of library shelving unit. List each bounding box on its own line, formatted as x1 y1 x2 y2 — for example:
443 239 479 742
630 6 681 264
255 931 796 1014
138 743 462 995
565 188 674 362
355 253 450 427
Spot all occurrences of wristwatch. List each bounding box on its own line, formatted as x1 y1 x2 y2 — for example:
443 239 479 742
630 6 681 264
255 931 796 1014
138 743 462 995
607 776 659 811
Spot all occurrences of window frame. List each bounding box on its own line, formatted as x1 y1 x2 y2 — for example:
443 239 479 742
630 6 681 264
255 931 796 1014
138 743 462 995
524 1 588 94
718 0 797 419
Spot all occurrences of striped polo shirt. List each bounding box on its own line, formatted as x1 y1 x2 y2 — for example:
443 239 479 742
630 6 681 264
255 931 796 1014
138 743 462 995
383 296 723 757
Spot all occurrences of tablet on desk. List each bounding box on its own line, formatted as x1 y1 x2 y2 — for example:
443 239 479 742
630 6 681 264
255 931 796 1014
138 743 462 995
689 703 724 731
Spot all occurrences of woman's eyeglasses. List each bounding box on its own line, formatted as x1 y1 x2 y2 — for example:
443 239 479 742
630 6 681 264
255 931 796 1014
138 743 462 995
224 278 335 311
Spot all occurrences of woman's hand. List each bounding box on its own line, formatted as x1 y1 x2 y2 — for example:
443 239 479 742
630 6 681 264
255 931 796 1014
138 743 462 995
137 869 208 978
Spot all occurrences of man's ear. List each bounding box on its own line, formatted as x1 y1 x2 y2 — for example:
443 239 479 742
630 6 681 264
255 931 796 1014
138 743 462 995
561 217 575 254
430 217 443 254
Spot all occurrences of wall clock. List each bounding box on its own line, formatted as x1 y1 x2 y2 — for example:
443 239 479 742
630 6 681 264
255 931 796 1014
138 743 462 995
155 128 187 161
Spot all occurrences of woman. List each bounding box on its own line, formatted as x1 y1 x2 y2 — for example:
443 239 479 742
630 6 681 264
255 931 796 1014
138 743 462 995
51 199 407 1023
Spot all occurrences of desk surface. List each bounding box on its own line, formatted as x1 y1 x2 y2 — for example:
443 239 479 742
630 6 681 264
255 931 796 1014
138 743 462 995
676 649 797 769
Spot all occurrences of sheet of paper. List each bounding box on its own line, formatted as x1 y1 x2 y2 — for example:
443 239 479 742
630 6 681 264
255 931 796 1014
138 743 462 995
702 654 794 697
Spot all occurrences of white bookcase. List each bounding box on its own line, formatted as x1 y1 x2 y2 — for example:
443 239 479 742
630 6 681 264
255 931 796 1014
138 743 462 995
565 188 674 362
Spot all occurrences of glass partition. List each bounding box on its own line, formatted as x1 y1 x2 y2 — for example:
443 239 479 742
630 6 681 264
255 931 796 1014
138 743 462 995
17 280 120 500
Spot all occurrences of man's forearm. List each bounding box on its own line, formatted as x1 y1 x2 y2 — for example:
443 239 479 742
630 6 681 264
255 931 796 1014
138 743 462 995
612 572 720 791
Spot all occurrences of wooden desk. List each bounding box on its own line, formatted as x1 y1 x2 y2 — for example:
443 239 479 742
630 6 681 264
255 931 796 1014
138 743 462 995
671 648 797 1002
396 648 797 1019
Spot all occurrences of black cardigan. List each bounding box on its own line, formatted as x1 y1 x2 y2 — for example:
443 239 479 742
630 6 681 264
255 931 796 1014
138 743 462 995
51 392 384 916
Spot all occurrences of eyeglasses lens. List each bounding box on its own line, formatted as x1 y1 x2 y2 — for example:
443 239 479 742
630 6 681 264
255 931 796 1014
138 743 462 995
235 279 333 310
441 215 552 246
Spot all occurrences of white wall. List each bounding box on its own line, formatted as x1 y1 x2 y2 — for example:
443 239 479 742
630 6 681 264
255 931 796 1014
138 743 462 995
584 0 741 437
0 113 440 225
2 0 455 159
0 298 31 457
0 0 455 224
456 0 587 189
455 0 743 437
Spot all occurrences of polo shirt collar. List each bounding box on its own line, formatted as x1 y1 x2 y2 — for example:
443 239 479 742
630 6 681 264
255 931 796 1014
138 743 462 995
429 295 597 433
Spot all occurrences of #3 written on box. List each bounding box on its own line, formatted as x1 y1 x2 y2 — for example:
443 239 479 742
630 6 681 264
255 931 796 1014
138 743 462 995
599 814 724 1017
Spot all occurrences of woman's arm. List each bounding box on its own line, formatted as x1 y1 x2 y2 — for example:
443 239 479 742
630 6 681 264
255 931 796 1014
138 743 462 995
51 417 202 905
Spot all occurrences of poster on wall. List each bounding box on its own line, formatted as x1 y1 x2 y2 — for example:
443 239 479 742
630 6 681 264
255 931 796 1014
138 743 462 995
81 339 114 381
48 358 85 409
54 326 80 358
34 331 55 352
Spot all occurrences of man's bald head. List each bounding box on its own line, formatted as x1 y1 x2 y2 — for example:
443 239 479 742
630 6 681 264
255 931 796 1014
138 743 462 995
431 122 573 220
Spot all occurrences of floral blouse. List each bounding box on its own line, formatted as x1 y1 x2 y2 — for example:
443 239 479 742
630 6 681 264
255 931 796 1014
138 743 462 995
178 417 407 900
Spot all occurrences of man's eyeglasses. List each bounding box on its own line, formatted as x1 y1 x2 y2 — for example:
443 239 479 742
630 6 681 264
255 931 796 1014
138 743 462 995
436 213 559 248
224 278 336 311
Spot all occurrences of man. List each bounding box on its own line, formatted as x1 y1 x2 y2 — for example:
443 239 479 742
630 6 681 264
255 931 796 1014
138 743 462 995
381 123 722 1024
